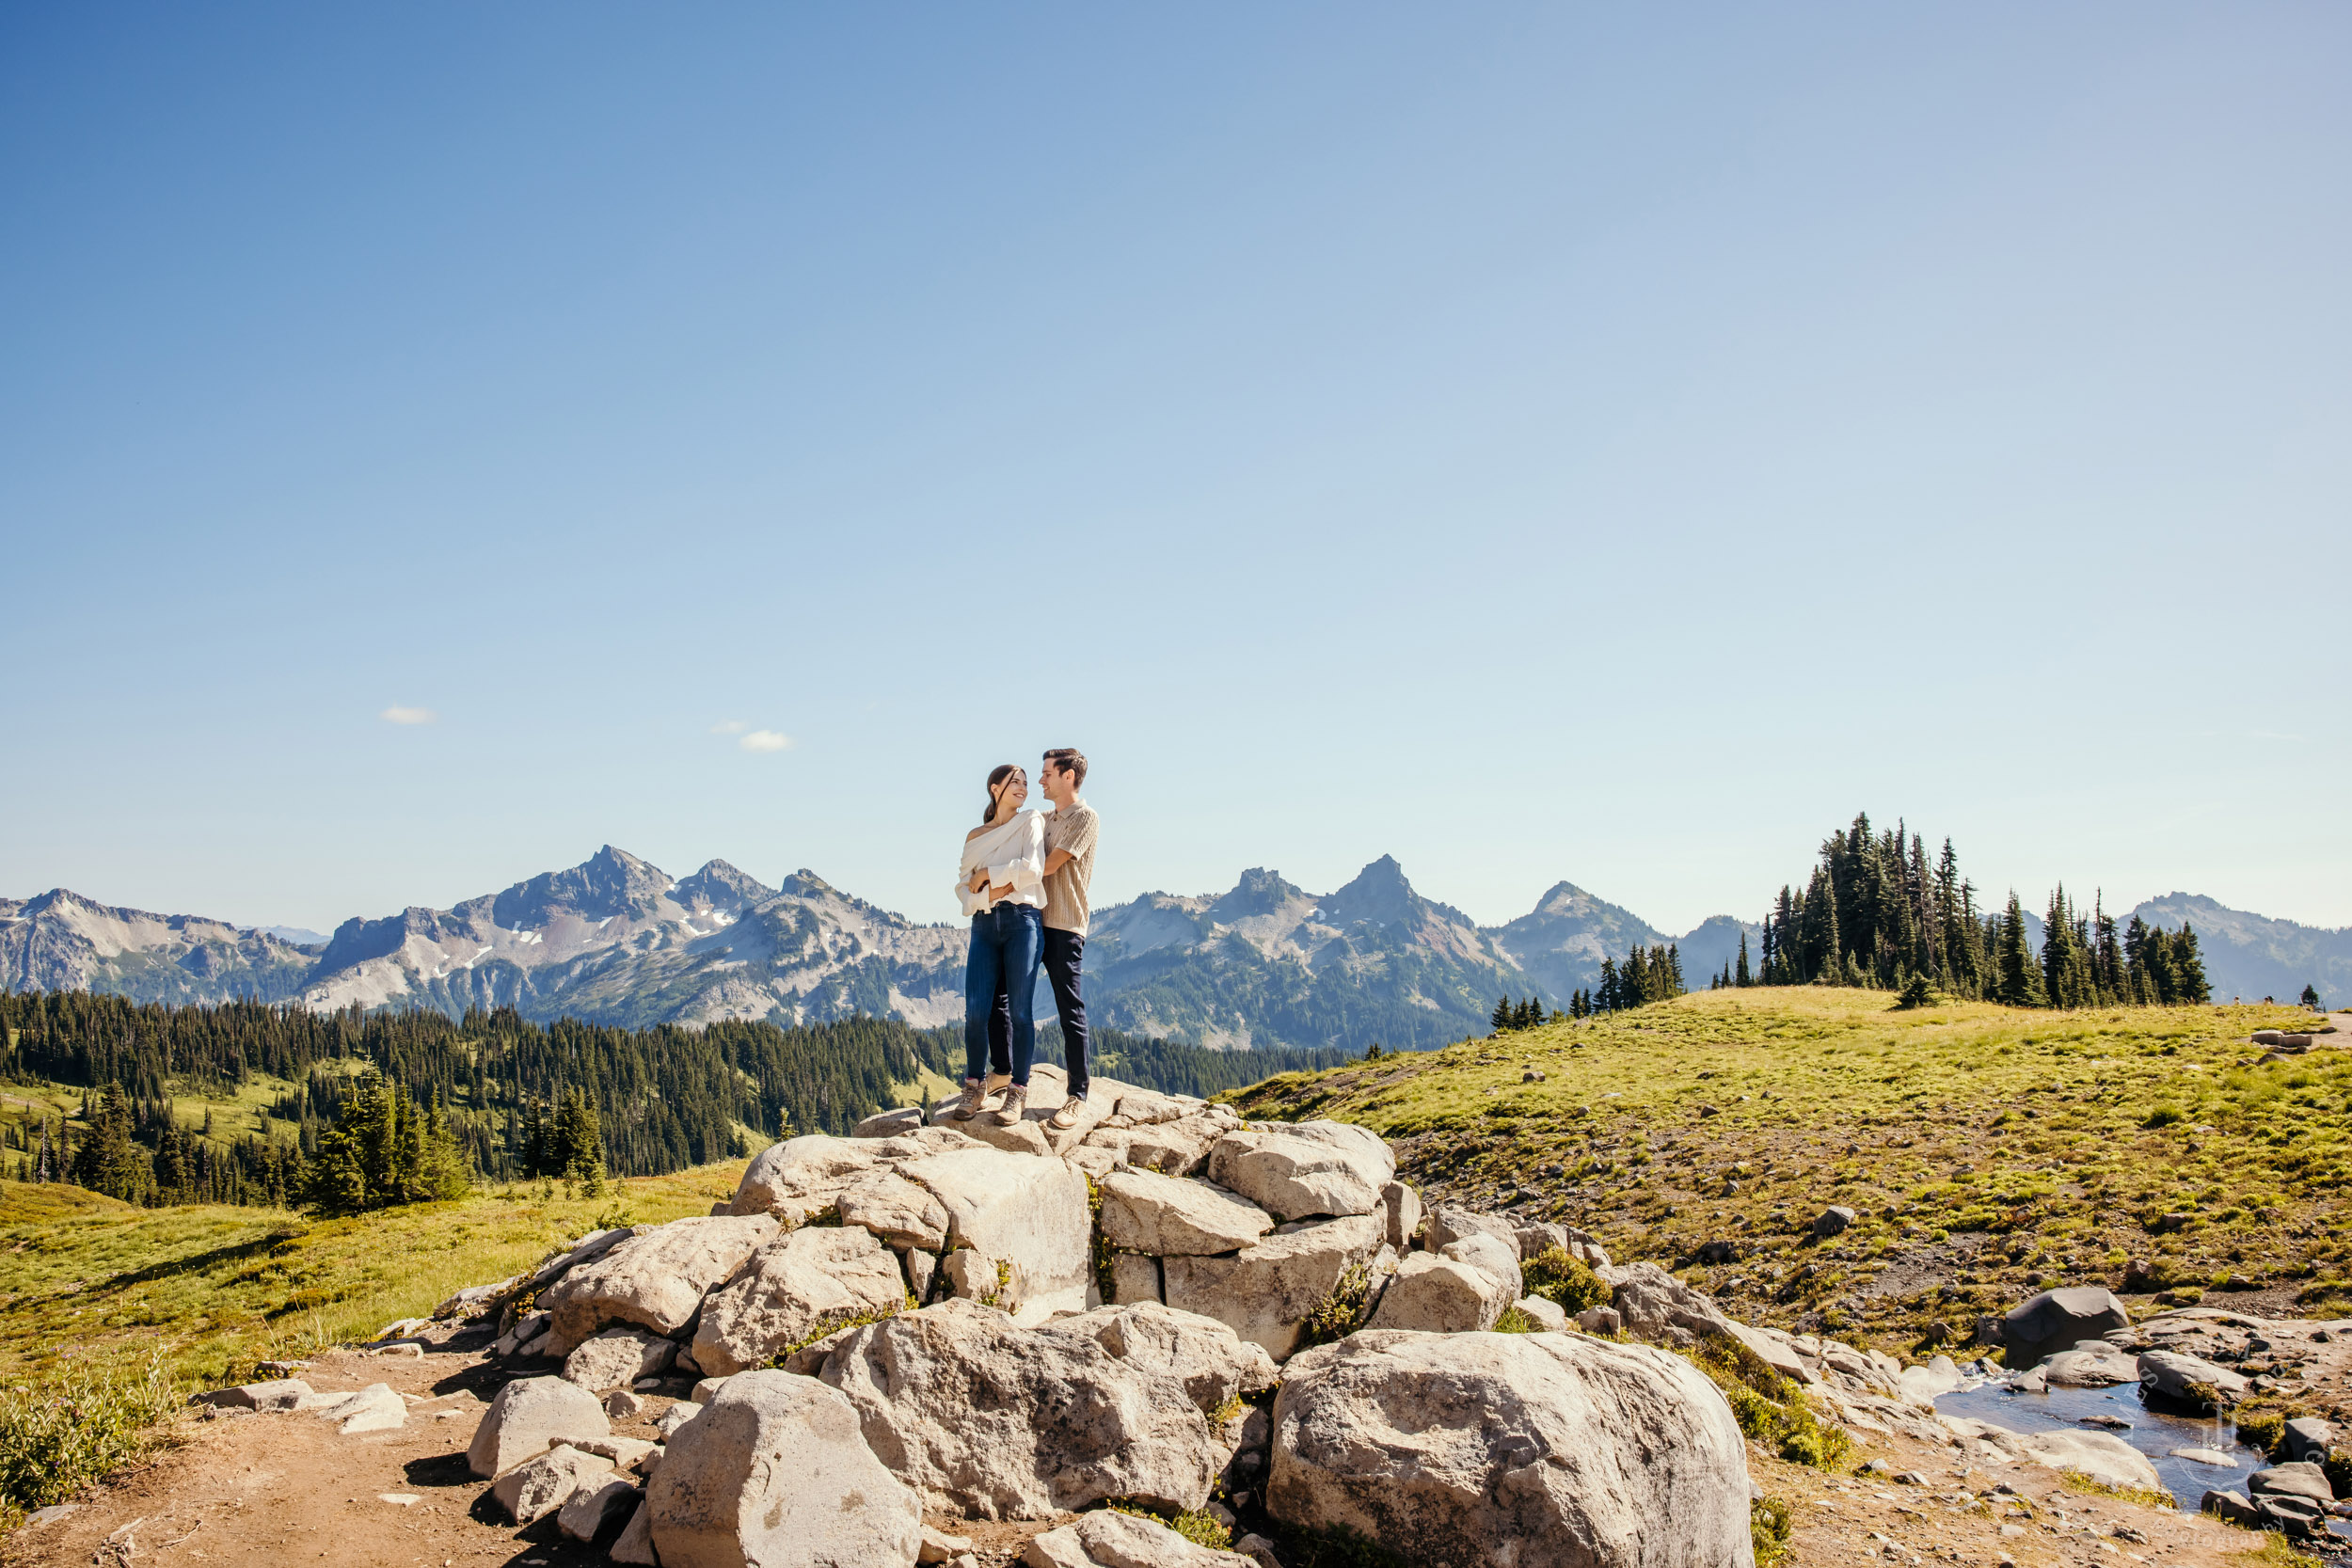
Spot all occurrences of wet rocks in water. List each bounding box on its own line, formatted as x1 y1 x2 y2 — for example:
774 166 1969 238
2137 1348 2249 1409
2038 1343 2138 1387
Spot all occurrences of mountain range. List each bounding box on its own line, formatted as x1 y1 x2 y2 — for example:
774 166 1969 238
2 847 2340 1051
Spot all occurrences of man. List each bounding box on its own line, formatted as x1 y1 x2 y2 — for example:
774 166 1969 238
1031 746 1100 1131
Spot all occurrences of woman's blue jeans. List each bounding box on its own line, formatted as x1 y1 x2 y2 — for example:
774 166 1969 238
965 903 1042 1086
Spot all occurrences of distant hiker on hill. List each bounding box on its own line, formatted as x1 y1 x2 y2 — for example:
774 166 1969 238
951 765 1047 1125
1038 748 1100 1131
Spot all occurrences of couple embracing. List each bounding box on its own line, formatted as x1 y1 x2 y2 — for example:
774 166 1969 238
950 747 1099 1130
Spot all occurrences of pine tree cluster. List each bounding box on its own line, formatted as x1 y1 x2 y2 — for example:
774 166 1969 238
1742 813 2211 1008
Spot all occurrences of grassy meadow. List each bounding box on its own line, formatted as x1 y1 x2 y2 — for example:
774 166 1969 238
1234 989 2352 1367
0 1163 750 1393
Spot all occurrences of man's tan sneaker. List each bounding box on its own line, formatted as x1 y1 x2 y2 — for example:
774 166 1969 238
947 1081 987 1121
1046 1097 1086 1132
992 1083 1029 1126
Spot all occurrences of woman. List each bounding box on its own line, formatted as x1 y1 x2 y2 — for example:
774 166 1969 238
951 763 1047 1126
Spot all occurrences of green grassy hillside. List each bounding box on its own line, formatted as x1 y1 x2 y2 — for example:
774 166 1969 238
0 1162 749 1391
1232 989 2352 1350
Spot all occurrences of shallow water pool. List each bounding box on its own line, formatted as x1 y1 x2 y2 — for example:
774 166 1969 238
1933 1377 2350 1543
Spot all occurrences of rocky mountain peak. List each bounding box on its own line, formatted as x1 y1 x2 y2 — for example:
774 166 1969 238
490 846 673 929
1211 867 1310 922
673 859 777 913
1322 855 1429 929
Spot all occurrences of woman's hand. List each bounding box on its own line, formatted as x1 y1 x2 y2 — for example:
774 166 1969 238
970 868 991 895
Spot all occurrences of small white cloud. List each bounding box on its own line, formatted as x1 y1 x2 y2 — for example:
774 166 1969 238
380 706 437 725
739 730 791 753
710 720 749 735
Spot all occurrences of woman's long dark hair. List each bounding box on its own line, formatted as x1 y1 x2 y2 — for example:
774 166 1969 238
982 764 1023 825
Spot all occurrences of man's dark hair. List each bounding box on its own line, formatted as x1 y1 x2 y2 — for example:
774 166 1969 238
1042 747 1087 788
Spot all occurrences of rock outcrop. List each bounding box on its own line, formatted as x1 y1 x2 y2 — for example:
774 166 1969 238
691 1224 911 1377
468 1375 612 1479
1162 1214 1385 1361
2002 1287 2130 1367
540 1215 779 1346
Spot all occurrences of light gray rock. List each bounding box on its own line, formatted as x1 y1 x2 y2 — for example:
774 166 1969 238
943 1247 1004 1303
835 1168 953 1252
691 1376 733 1404
899 1147 1093 1324
1577 1307 1622 1336
1560 1227 1611 1272
2171 1447 2240 1467
1945 1418 2163 1492
648 1369 922 1568
306 1383 406 1433
1423 1205 1518 1255
564 1327 678 1392
1053 1300 1281 1412
490 1443 614 1525
1249 1120 1395 1180
1162 1213 1386 1361
1723 1322 1813 1386
199 1378 310 1412
530 1227 635 1290
815 1297 1224 1517
1208 1128 1386 1223
1125 1116 1224 1178
1110 1252 1163 1306
904 1244 941 1303
542 1214 780 1342
605 1389 648 1418
920 1524 975 1564
468 1375 613 1479
1380 1181 1421 1251
1099 1171 1275 1256
493 1309 551 1357
691 1223 910 1377
854 1106 928 1138
1596 1262 1734 1349
578 1434 660 1468
1267 1328 1754 1568
1439 1234 1523 1301
2039 1344 2137 1387
2249 1463 2333 1503
727 1134 890 1219
1363 1254 1509 1335
1813 1206 1857 1238
2137 1349 2250 1405
2202 1489 2261 1526
1516 1296 1568 1333
1022 1509 1260 1568
2003 1287 2130 1367
557 1474 639 1542
656 1402 699 1438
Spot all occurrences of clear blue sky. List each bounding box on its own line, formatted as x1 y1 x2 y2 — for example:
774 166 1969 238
5 4 2347 937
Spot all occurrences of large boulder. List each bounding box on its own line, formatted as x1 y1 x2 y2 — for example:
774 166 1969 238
814 1298 1224 1518
469 1375 613 1479
2138 1349 2250 1406
564 1327 678 1392
1267 1329 1754 1568
1381 1181 1422 1251
1052 1301 1280 1413
2003 1288 2130 1367
691 1224 912 1378
1024 1509 1260 1568
898 1148 1093 1324
2282 1416 2336 1464
647 1369 922 1568
541 1215 779 1344
1364 1254 1509 1335
1944 1418 2163 1492
1162 1214 1385 1361
727 1134 889 1219
1098 1171 1275 1256
1597 1263 1734 1348
2249 1463 2334 1503
1209 1127 1388 1223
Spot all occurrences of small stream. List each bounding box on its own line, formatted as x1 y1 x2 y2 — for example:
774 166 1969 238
1933 1374 2351 1544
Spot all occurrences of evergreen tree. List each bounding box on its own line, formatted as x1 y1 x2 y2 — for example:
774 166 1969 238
1994 894 2045 1007
1734 931 1752 988
553 1089 606 1196
1490 996 1512 1033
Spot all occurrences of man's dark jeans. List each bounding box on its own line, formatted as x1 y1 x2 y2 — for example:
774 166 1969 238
1043 927 1089 1101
